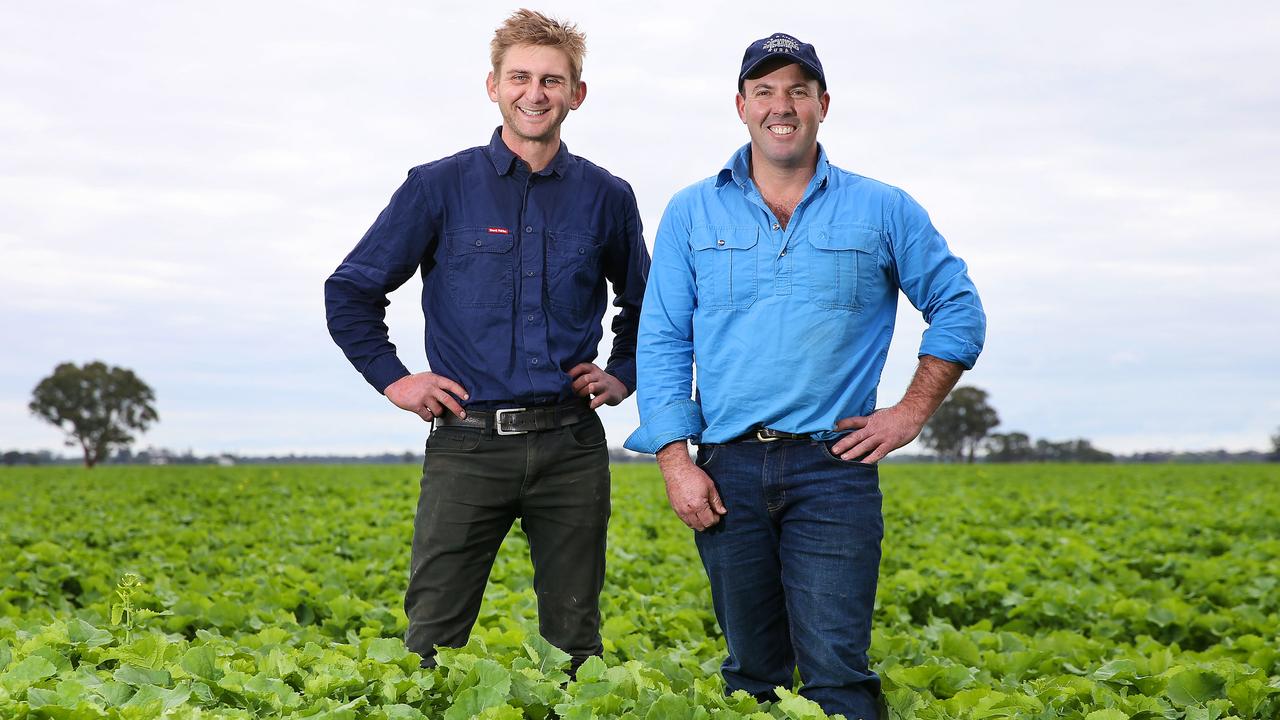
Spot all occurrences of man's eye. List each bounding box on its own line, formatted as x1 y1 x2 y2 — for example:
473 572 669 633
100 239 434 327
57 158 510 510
544 78 561 86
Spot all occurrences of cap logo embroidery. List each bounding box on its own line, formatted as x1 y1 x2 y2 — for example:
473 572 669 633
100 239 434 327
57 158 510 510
763 37 800 54
487 227 510 235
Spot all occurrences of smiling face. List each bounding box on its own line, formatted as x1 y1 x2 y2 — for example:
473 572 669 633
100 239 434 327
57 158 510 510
487 43 586 147
736 60 829 171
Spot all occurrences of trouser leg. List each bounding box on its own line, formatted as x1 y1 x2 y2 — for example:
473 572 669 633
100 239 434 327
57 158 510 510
521 413 612 668
404 429 522 665
693 442 795 700
781 443 884 720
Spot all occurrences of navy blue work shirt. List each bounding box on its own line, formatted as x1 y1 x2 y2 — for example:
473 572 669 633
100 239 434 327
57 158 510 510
325 128 650 408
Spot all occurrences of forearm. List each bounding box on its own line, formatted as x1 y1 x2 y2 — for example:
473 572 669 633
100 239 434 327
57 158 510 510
897 355 965 423
656 440 694 472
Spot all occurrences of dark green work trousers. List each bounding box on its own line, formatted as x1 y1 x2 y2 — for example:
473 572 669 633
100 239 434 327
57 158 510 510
404 412 611 667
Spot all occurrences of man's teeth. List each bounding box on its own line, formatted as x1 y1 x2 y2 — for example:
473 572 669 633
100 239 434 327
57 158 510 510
519 108 549 116
768 125 795 135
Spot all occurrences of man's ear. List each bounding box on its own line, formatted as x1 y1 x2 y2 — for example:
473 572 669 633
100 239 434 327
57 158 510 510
819 91 830 121
486 71 499 102
735 93 747 123
570 80 587 110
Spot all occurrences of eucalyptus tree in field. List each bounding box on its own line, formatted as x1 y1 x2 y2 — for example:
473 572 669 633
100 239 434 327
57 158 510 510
29 361 158 468
920 385 1000 463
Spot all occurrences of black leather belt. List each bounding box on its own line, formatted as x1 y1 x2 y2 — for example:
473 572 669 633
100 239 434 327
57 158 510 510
729 427 815 443
434 401 591 436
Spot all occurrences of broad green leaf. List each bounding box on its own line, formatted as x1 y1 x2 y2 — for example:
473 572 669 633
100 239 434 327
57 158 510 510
1083 710 1129 720
524 632 572 675
1166 669 1226 707
575 655 608 683
644 692 698 720
25 686 60 708
122 682 191 711
0 642 9 672
180 645 222 681
114 664 171 687
773 688 827 720
67 619 114 648
1 655 57 692
367 637 410 664
1092 659 1139 684
445 685 508 720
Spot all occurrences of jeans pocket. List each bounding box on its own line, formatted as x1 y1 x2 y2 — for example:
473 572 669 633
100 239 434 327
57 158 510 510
806 224 880 312
426 427 483 454
695 444 720 468
445 228 514 307
691 226 759 310
818 439 878 468
565 414 607 449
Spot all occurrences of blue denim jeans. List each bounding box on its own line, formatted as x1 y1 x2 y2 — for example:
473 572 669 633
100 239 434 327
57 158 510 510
694 439 883 720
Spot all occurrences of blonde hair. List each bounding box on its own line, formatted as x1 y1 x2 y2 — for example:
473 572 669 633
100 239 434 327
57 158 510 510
490 9 587 85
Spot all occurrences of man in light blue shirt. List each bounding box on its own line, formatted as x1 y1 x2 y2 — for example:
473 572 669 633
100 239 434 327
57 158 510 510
624 33 985 719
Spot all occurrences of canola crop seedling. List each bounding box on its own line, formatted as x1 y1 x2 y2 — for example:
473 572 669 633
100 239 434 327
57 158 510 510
1 463 1278 719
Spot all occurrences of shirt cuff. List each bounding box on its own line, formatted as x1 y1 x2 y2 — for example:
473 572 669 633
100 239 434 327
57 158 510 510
364 353 412 394
605 360 637 397
623 398 706 454
919 327 983 370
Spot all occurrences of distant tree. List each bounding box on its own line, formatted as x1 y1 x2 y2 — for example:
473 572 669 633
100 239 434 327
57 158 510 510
29 361 158 469
920 386 1000 463
1270 426 1280 462
985 431 1034 462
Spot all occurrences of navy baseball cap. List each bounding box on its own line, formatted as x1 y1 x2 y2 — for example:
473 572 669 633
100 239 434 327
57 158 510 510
738 33 826 91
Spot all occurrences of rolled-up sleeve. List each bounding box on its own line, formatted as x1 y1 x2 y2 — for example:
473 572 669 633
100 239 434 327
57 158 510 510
888 189 986 369
324 169 436 393
624 194 706 453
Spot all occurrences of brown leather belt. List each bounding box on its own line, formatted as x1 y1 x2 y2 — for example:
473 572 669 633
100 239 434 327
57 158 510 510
434 400 590 436
728 427 815 443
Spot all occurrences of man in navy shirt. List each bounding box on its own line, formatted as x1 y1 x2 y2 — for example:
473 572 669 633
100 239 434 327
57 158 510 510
325 10 649 670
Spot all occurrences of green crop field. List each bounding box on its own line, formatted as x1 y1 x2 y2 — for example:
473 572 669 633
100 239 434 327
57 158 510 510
1 464 1278 719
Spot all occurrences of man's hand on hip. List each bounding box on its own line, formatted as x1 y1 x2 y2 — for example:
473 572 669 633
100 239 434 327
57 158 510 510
384 372 469 423
568 363 628 409
830 404 928 464
657 442 727 531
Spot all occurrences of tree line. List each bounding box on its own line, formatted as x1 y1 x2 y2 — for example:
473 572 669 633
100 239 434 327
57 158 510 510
14 363 1280 467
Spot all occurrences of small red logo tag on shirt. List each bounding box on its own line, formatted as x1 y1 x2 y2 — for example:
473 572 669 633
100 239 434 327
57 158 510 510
487 227 510 235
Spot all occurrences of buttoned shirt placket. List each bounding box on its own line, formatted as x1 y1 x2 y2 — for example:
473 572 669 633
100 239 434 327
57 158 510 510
739 171 827 301
514 161 556 394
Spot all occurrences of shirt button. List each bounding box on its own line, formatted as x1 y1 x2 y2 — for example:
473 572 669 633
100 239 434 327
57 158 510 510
578 248 585 255
780 250 787 257
525 225 534 233
772 223 780 231
527 314 535 322
530 358 539 365
475 240 483 246
526 270 535 277
717 239 725 246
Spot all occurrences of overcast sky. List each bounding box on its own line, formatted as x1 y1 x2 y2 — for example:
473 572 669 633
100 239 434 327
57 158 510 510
3 1 1278 456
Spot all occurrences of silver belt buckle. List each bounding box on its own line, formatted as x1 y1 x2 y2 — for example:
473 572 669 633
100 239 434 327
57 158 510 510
495 407 529 435
756 429 780 442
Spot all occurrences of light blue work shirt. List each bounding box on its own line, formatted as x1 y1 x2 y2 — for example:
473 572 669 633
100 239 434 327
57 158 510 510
624 144 986 454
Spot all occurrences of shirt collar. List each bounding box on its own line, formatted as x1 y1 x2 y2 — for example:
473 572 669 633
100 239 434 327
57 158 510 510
715 142 832 191
485 126 572 178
